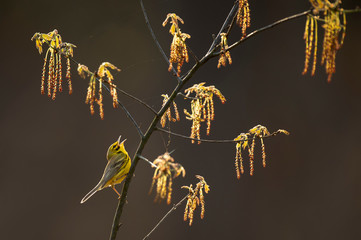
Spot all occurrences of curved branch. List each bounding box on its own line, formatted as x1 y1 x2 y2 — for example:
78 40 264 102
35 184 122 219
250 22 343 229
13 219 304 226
143 194 189 240
206 0 239 54
344 7 361 14
156 127 235 143
137 154 157 168
177 92 197 100
156 127 286 143
114 86 157 115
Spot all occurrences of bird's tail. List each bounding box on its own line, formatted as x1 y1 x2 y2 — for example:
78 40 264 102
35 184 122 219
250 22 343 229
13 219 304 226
81 182 102 204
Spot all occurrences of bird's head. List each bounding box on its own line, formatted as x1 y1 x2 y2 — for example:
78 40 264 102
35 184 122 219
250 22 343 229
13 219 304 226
106 135 127 161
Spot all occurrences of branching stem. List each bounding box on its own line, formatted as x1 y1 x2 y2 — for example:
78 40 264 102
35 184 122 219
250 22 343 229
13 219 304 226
108 2 360 240
142 194 189 240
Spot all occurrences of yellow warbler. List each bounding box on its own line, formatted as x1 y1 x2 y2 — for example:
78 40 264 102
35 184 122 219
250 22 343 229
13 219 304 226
81 135 131 203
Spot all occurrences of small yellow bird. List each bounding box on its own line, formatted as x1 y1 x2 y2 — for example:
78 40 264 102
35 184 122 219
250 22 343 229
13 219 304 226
81 135 131 204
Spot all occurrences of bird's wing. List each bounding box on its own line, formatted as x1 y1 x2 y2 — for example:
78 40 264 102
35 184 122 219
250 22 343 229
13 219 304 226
99 152 128 188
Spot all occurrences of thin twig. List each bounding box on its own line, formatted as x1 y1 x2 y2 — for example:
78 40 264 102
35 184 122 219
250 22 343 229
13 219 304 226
140 0 182 83
114 86 157 115
137 154 157 167
156 127 286 143
206 0 239 54
344 7 361 13
177 92 197 100
157 127 235 143
225 1 239 36
102 83 144 138
143 195 189 240
186 45 200 63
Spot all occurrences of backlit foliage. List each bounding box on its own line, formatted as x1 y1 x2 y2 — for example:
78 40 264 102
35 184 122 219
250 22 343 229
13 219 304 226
149 152 185 204
217 33 232 68
303 0 347 82
236 0 251 37
80 62 120 119
160 94 180 128
163 13 191 76
182 175 210 226
184 83 226 144
31 29 76 99
234 125 289 178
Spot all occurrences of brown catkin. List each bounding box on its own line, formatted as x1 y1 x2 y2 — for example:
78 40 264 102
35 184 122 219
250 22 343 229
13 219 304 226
200 188 205 219
41 51 49 95
66 58 72 95
239 150 244 174
173 101 180 121
52 54 59 100
311 17 318 76
47 54 54 97
249 137 255 176
303 16 310 75
261 137 266 168
235 147 241 179
98 80 104 120
167 178 172 205
58 54 63 92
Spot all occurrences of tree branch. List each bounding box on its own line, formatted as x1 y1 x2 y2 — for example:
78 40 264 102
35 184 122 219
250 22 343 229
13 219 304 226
206 0 239 54
156 127 235 143
137 154 157 167
156 127 287 143
114 86 158 115
143 194 189 240
344 7 361 14
177 92 197 100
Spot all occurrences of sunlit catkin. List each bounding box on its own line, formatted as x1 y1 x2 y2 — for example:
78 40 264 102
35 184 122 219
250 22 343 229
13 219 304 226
182 176 210 226
149 152 185 204
184 83 226 143
303 15 318 76
236 0 251 37
234 126 289 177
66 57 72 94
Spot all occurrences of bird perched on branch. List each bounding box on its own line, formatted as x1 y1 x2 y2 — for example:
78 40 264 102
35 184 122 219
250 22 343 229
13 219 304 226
81 135 131 203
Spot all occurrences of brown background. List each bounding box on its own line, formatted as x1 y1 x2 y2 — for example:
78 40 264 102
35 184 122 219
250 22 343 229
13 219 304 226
1 0 361 239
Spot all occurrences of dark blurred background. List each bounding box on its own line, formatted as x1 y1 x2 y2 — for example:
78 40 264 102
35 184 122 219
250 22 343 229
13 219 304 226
1 0 361 239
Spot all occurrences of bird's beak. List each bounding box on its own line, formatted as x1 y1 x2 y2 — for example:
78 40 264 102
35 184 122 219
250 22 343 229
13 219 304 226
117 135 122 144
121 139 127 145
